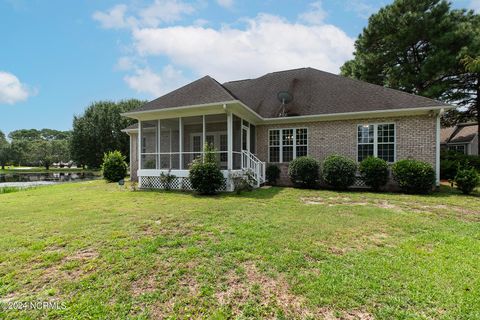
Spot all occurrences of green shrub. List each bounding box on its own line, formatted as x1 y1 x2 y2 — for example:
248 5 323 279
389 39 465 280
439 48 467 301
231 169 256 194
392 159 435 194
102 150 128 182
359 157 389 191
321 155 357 190
159 170 176 190
288 156 320 188
454 168 480 195
440 150 480 180
189 144 224 195
266 164 281 185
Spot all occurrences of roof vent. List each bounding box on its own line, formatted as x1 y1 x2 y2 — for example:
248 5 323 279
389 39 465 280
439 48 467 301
277 91 293 117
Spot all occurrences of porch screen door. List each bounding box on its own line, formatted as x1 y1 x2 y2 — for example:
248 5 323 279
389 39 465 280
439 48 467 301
241 126 250 152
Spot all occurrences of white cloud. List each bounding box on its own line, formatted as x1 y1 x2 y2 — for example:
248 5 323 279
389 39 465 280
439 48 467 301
124 65 187 96
132 14 354 81
299 1 327 25
92 4 129 29
93 1 194 29
139 0 195 27
0 71 34 105
470 0 480 12
217 0 234 9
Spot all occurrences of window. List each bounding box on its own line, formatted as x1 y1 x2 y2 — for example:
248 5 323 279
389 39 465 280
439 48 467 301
357 123 395 162
269 128 308 162
448 145 466 154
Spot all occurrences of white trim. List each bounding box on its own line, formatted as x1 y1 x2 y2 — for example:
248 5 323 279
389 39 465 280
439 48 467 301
138 121 142 186
227 110 233 170
179 117 183 170
268 127 308 163
356 122 396 163
123 97 453 124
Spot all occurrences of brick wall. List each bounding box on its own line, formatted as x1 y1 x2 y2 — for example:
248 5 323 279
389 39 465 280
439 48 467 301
256 115 437 186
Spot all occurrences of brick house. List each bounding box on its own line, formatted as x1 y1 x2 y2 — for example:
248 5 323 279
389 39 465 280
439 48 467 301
122 68 452 191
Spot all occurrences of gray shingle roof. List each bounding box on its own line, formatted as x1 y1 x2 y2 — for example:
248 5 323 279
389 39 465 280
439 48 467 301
448 123 478 143
223 68 449 117
127 67 449 117
131 76 236 113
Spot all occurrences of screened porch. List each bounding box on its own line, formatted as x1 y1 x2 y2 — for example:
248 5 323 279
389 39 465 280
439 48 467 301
138 113 257 172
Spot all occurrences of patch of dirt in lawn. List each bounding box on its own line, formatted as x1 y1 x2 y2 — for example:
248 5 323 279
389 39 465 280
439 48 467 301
215 262 318 318
215 262 374 319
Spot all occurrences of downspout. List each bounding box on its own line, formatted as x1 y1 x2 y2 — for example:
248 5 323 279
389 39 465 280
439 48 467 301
435 109 444 187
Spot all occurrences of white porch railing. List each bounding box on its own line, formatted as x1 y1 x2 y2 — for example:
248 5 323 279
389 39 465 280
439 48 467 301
241 150 266 187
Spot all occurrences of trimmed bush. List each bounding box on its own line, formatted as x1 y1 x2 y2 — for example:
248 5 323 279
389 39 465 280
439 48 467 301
266 164 281 185
440 150 480 180
454 168 480 195
359 157 389 191
189 144 224 195
102 150 128 182
392 159 435 194
288 156 320 188
321 155 357 190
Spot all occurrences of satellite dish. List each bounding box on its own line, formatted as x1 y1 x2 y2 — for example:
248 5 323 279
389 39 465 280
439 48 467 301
277 91 293 104
277 91 293 117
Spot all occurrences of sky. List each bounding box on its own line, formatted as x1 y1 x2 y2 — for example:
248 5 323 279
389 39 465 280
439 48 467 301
0 0 478 135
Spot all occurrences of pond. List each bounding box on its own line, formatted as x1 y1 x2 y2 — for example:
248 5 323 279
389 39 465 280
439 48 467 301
0 172 100 188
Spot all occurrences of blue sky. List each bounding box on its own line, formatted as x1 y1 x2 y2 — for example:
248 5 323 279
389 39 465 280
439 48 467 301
0 0 477 135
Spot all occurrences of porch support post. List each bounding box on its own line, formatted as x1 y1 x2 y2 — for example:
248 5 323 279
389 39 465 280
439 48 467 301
435 109 443 187
227 107 233 170
179 117 183 170
138 120 142 187
202 115 206 161
157 120 161 169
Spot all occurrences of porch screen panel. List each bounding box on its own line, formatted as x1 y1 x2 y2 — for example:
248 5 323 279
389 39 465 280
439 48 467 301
160 118 180 170
182 116 203 168
140 120 158 169
232 115 242 169
206 114 228 170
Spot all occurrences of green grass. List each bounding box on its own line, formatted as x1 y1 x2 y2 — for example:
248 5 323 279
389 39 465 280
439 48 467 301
0 181 479 319
0 166 100 174
0 187 25 194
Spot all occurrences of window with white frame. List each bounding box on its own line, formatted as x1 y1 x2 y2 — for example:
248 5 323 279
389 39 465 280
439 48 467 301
357 123 395 162
269 128 308 162
448 145 466 154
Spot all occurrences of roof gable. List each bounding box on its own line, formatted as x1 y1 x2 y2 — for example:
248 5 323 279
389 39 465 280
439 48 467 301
132 76 236 113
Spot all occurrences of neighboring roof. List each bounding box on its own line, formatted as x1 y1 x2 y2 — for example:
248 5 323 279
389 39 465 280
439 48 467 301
126 67 450 118
131 76 236 113
440 126 455 144
441 123 478 144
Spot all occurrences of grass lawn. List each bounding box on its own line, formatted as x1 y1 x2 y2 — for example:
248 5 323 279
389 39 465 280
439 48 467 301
0 181 479 319
0 167 99 174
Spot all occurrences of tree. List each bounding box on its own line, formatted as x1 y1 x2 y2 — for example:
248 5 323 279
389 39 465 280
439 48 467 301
0 130 11 170
341 0 479 122
459 55 480 153
70 99 145 168
32 140 70 170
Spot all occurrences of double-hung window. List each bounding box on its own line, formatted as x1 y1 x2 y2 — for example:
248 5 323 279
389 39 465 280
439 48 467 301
269 128 308 162
357 123 395 162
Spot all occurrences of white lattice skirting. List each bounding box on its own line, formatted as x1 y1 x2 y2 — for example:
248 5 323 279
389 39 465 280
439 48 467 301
140 176 228 191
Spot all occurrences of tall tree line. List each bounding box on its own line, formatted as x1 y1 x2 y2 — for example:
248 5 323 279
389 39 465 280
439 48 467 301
341 0 480 152
0 129 71 170
70 99 145 168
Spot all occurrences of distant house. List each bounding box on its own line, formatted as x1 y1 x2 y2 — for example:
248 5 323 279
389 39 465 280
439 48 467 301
441 123 479 156
122 67 453 191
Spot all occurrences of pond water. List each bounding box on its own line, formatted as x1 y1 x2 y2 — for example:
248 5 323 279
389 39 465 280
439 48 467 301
0 172 100 188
